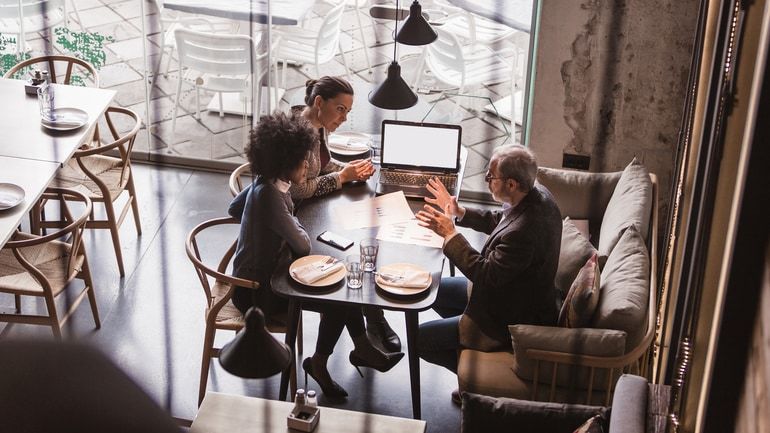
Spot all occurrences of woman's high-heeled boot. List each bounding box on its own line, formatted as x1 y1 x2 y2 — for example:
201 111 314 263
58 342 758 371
364 307 401 352
349 334 404 376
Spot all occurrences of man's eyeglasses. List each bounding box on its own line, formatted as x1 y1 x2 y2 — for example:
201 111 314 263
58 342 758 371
484 171 507 182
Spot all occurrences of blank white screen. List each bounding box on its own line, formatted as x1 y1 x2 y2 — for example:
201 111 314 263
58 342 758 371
382 123 459 169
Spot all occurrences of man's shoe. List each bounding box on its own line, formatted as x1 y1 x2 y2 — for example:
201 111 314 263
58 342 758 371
451 389 461 406
368 318 402 352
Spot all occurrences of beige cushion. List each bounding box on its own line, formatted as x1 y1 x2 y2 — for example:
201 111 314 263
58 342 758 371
555 218 598 299
598 159 652 256
558 253 600 328
591 226 649 351
509 324 626 389
537 167 622 223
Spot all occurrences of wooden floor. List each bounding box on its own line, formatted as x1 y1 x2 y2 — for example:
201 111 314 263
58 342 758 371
0 163 493 432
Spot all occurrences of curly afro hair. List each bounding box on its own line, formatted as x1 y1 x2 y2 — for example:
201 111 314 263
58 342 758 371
246 112 317 180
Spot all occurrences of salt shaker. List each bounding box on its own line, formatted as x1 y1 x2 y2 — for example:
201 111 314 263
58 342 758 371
294 388 306 407
306 390 317 407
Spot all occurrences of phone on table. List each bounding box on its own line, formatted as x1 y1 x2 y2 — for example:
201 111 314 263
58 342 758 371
317 230 354 250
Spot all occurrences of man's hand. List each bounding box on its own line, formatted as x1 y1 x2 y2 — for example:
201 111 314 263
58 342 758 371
416 204 457 238
424 177 464 219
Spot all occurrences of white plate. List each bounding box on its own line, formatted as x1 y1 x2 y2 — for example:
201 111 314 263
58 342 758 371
327 131 372 156
289 255 346 287
0 183 25 210
375 263 432 296
41 107 88 131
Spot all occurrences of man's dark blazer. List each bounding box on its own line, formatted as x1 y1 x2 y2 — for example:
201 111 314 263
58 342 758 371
443 183 562 348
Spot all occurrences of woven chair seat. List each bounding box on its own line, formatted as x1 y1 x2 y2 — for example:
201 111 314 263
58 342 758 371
54 155 128 201
0 233 83 296
210 280 289 331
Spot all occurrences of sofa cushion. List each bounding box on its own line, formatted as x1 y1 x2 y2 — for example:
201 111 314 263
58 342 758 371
598 158 652 257
509 325 626 390
558 253 601 328
537 167 623 226
608 375 648 433
591 226 650 351
556 217 598 300
460 392 609 433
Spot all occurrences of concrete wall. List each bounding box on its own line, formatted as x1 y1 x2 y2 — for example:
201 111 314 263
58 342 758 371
528 0 698 217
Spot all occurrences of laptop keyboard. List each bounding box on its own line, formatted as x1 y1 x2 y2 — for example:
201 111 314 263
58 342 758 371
380 171 456 190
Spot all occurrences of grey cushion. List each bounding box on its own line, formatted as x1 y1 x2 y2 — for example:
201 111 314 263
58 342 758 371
509 324 626 389
558 253 600 328
608 374 649 433
537 167 622 224
555 217 598 300
598 158 652 256
591 226 650 351
460 392 609 433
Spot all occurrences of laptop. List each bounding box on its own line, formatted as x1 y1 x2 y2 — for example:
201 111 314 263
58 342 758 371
375 120 463 198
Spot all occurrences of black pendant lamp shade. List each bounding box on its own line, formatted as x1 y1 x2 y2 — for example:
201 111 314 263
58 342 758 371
218 307 291 379
369 61 418 110
395 1 437 46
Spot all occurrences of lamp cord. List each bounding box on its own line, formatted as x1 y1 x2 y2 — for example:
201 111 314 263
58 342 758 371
393 0 399 61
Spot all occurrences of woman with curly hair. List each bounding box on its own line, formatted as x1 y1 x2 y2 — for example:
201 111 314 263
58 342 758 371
228 112 402 400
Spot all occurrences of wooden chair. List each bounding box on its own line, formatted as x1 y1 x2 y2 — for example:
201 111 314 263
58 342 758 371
228 162 252 197
0 187 99 339
3 54 100 87
186 217 299 405
39 106 142 277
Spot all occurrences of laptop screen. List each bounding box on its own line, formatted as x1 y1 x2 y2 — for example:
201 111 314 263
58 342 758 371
381 120 461 171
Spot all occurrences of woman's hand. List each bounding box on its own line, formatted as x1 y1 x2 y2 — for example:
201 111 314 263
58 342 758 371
340 159 375 183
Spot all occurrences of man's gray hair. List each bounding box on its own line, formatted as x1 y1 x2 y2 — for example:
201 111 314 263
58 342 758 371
492 144 538 192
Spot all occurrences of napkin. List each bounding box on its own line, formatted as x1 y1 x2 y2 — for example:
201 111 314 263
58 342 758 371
378 270 431 288
328 135 370 151
291 259 344 284
0 192 19 207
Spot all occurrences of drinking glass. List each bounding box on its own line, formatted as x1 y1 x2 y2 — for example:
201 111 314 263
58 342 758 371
369 143 381 164
37 84 55 121
345 255 363 289
359 238 378 272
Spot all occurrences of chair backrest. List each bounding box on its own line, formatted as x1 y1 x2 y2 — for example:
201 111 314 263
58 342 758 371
175 28 254 76
4 188 92 286
3 55 100 87
186 217 257 312
73 106 142 190
0 0 64 20
314 1 346 62
228 162 253 197
426 27 466 87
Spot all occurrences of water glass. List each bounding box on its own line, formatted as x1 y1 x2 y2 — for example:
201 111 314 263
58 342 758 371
37 83 55 121
369 143 381 164
345 255 363 289
360 238 378 272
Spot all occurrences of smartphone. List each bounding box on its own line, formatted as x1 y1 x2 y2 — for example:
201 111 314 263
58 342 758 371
317 230 354 250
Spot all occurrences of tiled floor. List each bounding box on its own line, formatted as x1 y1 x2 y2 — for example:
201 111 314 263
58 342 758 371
0 0 527 194
0 163 495 432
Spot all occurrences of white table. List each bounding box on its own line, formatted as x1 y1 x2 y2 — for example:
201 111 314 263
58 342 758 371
445 0 533 33
191 393 427 433
0 79 115 164
0 78 115 248
0 157 60 247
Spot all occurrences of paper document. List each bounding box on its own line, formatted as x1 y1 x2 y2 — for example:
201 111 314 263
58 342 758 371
333 191 414 230
377 219 444 249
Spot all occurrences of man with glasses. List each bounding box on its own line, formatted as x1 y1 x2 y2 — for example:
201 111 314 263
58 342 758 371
415 144 562 401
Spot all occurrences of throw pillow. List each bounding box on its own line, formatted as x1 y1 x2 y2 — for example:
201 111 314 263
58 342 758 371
558 253 601 328
573 414 605 433
555 217 598 300
598 158 653 257
591 225 650 351
537 167 623 222
461 392 609 433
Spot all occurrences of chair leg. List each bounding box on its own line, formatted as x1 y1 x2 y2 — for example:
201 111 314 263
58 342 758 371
199 326 217 406
104 201 126 277
338 41 351 80
68 0 86 31
172 74 183 133
14 295 21 313
354 8 372 73
127 174 142 236
218 92 224 118
80 257 101 329
164 47 175 78
43 292 62 340
196 87 202 119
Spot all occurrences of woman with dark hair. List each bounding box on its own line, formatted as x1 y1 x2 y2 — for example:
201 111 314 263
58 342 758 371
228 112 402 400
291 76 403 353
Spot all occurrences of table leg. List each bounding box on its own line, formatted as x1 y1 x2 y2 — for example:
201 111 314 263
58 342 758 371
280 299 301 401
405 311 421 419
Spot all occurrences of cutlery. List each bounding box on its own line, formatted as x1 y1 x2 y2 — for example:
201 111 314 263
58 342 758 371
317 257 339 272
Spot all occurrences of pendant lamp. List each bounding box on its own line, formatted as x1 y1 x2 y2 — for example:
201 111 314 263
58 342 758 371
369 0 420 109
218 307 291 379
395 1 437 46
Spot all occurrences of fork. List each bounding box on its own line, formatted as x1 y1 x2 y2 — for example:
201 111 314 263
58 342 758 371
317 257 338 271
